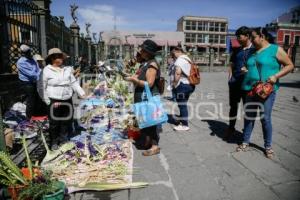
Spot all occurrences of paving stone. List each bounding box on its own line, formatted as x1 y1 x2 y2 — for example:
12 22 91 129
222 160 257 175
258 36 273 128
273 133 300 157
233 150 298 186
272 181 300 200
168 165 224 200
69 72 300 199
272 144 300 177
205 156 281 200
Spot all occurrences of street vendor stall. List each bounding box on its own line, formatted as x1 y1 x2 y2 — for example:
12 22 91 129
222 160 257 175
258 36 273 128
40 70 146 194
0 67 147 200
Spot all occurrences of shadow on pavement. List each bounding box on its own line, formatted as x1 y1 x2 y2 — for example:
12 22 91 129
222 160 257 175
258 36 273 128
66 191 113 200
202 120 243 144
167 114 180 125
249 143 266 154
279 81 300 89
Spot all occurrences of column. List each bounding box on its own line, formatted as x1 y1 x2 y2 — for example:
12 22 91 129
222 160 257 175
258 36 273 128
70 23 80 63
33 0 51 58
86 36 92 66
94 43 99 64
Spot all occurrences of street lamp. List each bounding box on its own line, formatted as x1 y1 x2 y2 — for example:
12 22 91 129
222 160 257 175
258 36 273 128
209 43 214 72
124 35 131 59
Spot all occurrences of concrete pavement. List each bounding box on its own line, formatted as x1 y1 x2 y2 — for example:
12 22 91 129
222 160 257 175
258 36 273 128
69 72 300 200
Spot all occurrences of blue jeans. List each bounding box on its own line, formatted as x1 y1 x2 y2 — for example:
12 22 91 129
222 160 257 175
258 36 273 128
174 83 195 126
243 91 276 148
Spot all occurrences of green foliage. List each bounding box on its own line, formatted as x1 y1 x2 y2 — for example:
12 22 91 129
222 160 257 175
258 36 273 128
40 131 61 163
18 171 62 200
22 136 33 182
112 76 129 96
72 182 148 191
0 151 27 186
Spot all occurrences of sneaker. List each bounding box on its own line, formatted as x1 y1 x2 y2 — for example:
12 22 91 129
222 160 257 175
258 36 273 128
173 125 190 131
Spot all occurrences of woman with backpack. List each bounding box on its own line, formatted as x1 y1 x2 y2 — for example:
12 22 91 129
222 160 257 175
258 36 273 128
172 46 196 131
125 40 161 156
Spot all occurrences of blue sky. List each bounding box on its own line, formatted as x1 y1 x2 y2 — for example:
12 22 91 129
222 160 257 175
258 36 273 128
51 0 299 38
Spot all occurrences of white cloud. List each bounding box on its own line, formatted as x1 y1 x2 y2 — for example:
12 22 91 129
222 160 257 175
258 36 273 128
78 5 127 35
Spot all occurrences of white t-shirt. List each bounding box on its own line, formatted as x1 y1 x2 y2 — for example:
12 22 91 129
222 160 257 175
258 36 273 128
174 55 191 86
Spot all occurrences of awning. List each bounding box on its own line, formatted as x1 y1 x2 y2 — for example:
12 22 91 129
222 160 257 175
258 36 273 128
231 38 240 48
124 38 181 47
166 40 180 46
155 40 167 46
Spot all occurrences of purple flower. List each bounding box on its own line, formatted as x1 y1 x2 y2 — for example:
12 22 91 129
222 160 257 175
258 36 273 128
88 143 97 156
75 141 85 149
66 150 75 157
91 118 100 123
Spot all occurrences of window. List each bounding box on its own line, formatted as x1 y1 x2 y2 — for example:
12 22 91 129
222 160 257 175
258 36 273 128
220 35 226 44
197 21 204 31
209 34 213 43
185 21 191 30
284 35 290 45
191 21 197 30
197 21 208 31
185 33 196 43
214 22 219 32
209 34 219 44
209 22 220 32
185 21 197 30
197 34 205 43
214 35 219 43
209 22 215 31
220 23 226 32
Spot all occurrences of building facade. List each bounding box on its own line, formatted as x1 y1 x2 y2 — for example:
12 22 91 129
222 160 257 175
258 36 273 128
100 30 184 61
177 16 228 65
266 6 300 67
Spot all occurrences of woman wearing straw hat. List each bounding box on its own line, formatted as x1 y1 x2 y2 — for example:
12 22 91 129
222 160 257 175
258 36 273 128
125 39 161 156
42 48 86 150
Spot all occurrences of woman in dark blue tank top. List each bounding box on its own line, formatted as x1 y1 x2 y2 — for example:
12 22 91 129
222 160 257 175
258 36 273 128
125 40 161 156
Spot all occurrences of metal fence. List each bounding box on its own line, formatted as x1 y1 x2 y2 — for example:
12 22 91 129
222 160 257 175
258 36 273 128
0 0 97 112
0 0 97 74
47 16 74 65
0 0 40 74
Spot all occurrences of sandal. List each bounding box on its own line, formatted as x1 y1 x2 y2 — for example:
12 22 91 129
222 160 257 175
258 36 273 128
236 143 249 152
142 147 160 156
265 148 274 159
